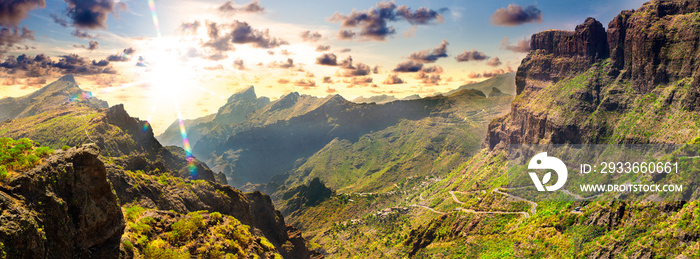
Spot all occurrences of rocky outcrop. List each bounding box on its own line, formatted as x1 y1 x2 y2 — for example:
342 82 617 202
157 86 270 148
487 0 700 149
608 0 700 93
0 144 124 258
515 17 608 94
106 165 319 258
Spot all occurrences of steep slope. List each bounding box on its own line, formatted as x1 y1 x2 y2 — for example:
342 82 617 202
0 78 321 258
157 86 269 147
0 103 222 183
0 74 108 121
283 89 512 193
488 3 700 148
198 93 478 187
445 73 516 97
403 0 700 257
0 143 124 258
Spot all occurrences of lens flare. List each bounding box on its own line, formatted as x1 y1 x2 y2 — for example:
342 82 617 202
175 100 198 178
147 0 162 37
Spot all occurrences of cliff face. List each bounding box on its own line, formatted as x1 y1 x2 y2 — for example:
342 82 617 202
488 0 700 149
0 144 124 258
608 0 700 93
515 17 609 94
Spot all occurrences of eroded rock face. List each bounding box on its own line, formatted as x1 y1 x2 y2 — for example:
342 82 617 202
0 144 124 258
516 17 608 95
488 0 700 149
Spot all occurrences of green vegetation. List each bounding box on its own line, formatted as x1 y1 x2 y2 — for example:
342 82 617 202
121 205 280 258
0 137 54 180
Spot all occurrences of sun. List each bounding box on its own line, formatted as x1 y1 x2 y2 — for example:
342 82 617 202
145 51 193 101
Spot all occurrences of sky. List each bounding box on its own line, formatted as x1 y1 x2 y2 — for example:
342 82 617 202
0 0 646 134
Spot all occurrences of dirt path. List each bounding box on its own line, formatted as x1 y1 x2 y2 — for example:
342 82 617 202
409 204 445 215
448 190 534 218
492 188 538 217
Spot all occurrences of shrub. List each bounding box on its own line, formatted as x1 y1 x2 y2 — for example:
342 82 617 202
61 145 70 151
210 212 223 223
0 137 54 174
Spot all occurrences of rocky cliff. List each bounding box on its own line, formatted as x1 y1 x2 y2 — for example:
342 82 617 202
0 144 124 258
488 0 700 149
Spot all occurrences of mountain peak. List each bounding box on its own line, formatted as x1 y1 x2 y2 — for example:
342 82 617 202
57 74 76 84
226 86 257 104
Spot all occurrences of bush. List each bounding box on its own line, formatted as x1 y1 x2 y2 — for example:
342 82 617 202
61 145 70 151
143 239 190 259
210 212 223 223
0 137 54 174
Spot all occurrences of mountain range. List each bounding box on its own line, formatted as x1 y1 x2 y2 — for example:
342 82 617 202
0 76 320 258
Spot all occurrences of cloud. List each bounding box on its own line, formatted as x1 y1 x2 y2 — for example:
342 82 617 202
415 71 441 85
301 30 322 42
0 53 118 78
403 25 417 38
325 87 337 93
0 0 46 27
322 76 333 83
71 29 97 39
315 53 337 66
455 49 488 62
393 60 422 72
280 49 292 55
294 78 316 88
383 74 404 84
305 71 314 77
329 1 446 41
62 0 122 29
268 58 296 69
490 4 542 26
486 57 501 67
179 21 201 35
339 48 351 53
277 78 290 84
74 40 98 50
343 76 373 87
233 58 245 70
0 27 35 56
336 57 372 77
223 20 288 49
500 37 530 52
106 47 135 62
218 0 264 14
408 39 448 63
336 29 356 40
467 68 509 79
421 65 443 74
396 6 447 24
51 13 69 27
315 45 330 52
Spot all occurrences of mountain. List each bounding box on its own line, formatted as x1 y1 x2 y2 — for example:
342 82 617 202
351 94 398 104
0 143 124 258
0 77 321 258
281 89 511 194
444 72 516 97
157 86 270 148
190 88 513 188
0 74 108 121
402 1 700 257
401 94 421 101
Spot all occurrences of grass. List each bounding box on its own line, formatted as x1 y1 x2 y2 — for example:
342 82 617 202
0 137 54 180
121 205 280 258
